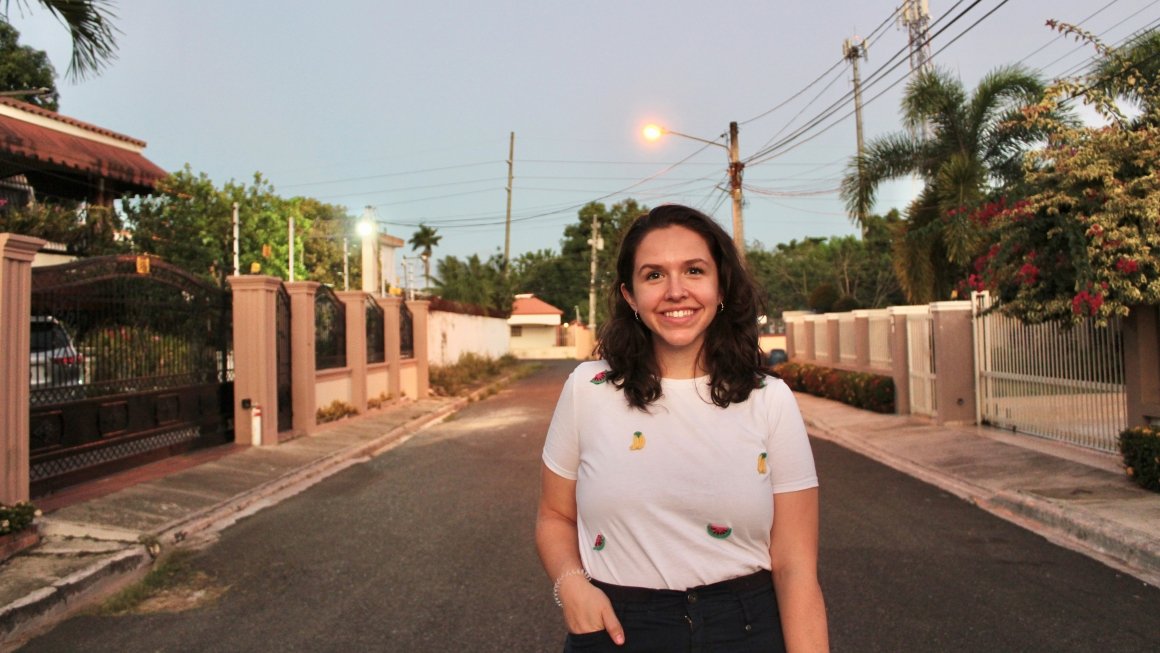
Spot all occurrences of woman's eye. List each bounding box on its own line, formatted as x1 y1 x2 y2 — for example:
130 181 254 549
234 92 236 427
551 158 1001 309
688 267 703 275
645 271 662 281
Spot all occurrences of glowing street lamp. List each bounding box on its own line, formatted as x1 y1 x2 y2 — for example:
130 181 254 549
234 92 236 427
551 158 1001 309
641 121 746 260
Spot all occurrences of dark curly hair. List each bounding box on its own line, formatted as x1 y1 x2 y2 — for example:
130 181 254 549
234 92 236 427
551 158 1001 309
595 204 765 410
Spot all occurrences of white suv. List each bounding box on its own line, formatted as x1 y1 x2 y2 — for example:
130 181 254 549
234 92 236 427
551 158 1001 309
30 316 84 404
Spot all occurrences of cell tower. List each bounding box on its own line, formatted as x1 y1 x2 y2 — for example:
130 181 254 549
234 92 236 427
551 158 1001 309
899 0 932 76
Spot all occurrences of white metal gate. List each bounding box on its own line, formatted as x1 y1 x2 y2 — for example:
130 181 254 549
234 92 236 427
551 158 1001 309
972 292 1126 453
907 310 937 417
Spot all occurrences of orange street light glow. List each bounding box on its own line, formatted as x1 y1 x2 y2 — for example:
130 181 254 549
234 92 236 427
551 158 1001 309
642 124 664 141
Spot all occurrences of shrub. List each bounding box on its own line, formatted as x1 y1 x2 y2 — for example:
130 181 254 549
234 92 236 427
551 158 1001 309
0 501 40 536
771 361 895 414
1120 426 1160 493
316 400 358 424
428 353 520 397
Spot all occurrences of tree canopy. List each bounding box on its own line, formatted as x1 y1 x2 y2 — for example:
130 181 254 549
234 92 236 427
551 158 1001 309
0 22 58 109
1 0 118 81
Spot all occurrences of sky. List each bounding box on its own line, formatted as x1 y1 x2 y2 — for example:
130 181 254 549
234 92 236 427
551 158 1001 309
8 0 1160 272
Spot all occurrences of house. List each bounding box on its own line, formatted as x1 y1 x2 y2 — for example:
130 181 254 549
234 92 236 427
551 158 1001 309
508 293 595 360
0 97 167 208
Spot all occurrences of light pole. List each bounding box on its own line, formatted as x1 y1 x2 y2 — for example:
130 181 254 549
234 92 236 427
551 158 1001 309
642 122 746 260
357 208 377 294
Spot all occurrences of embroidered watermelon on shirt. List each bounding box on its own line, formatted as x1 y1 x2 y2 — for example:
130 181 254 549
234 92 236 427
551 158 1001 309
629 431 646 451
707 523 733 539
590 371 610 385
757 452 768 474
593 533 606 550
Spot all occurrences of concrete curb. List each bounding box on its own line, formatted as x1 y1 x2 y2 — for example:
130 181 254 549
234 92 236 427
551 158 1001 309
1 547 150 648
803 415 1160 588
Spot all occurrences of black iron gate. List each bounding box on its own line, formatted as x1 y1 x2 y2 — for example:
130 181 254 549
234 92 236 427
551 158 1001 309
28 254 234 497
276 284 292 432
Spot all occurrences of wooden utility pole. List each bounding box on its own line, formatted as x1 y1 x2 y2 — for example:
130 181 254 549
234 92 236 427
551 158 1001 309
503 131 515 277
587 212 603 332
844 36 869 230
727 121 745 260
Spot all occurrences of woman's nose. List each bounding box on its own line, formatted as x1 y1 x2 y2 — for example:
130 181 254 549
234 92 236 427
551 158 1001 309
665 278 687 300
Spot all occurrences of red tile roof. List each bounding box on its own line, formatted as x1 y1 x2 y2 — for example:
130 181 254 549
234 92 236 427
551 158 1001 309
511 294 563 316
0 98 167 192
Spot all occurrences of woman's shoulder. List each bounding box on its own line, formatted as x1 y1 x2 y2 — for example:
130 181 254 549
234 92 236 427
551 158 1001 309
753 372 793 402
571 359 614 385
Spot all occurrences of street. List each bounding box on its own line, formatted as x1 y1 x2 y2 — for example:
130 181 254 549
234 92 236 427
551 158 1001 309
18 360 1160 652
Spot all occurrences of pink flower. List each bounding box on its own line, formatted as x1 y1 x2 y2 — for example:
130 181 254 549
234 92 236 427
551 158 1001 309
1116 258 1139 274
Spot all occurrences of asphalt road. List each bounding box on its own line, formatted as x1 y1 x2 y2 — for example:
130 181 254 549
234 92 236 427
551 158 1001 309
18 360 1160 652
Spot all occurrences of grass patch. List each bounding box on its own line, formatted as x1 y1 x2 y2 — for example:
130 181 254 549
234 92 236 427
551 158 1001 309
429 353 524 397
96 548 227 615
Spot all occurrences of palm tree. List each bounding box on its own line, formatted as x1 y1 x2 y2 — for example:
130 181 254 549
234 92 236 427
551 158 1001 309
840 65 1048 302
2 0 119 81
408 223 441 290
1090 28 1160 123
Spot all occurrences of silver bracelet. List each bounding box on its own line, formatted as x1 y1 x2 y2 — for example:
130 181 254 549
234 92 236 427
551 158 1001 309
552 567 591 607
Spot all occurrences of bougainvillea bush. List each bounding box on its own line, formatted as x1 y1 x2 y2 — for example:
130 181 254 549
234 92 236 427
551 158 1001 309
772 361 895 414
1119 426 1160 493
976 23 1160 326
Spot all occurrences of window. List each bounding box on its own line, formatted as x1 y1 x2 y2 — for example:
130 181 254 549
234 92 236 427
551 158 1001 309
511 325 523 337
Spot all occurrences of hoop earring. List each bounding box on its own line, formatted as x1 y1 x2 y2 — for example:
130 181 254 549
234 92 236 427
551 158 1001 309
717 302 725 314
634 311 640 321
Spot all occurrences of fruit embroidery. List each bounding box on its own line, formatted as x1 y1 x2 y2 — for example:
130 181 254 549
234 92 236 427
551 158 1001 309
590 370 610 385
630 431 646 451
707 523 733 539
593 533 606 550
757 452 768 474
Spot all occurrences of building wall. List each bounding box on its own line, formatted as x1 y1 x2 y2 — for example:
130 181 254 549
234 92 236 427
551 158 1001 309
511 324 557 351
428 309 510 365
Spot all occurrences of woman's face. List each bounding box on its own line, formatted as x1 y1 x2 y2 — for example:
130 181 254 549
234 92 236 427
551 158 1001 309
620 225 722 377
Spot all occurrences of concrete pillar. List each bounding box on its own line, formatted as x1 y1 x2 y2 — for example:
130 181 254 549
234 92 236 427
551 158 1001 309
406 299 431 399
1123 306 1160 427
0 234 45 504
285 282 320 437
931 301 975 425
803 318 816 363
854 310 871 371
338 291 368 414
228 276 283 446
377 295 402 401
785 320 797 360
888 306 914 416
827 314 841 366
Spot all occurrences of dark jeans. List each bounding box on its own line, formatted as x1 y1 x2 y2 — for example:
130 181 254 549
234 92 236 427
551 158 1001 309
563 570 786 653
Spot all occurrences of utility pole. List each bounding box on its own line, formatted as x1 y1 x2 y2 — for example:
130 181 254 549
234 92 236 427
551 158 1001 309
587 212 603 332
504 131 515 278
231 202 239 275
288 212 295 282
843 36 869 231
727 121 745 260
900 0 933 140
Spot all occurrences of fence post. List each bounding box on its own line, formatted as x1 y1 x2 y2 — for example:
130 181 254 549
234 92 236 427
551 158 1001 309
803 318 816 363
405 299 430 399
338 291 368 414
888 306 912 416
227 275 282 447
378 295 402 402
930 301 976 425
285 282 320 437
827 314 841 366
1123 305 1160 427
853 310 871 372
0 234 45 504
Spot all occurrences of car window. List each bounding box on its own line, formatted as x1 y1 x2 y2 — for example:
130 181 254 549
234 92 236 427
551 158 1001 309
30 323 71 352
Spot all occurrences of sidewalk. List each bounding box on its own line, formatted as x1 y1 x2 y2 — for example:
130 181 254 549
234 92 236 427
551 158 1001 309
795 392 1160 589
0 393 472 649
4 385 1160 649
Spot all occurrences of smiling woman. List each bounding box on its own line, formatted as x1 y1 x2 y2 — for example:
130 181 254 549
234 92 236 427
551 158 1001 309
535 204 830 653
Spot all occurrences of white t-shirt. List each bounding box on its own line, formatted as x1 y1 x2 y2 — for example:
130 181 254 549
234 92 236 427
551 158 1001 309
543 360 818 591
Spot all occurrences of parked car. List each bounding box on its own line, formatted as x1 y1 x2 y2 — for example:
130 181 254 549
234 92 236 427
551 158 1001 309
767 348 788 367
30 316 84 403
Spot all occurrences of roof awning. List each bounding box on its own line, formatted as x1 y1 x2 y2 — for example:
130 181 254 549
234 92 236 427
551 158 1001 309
0 99 168 201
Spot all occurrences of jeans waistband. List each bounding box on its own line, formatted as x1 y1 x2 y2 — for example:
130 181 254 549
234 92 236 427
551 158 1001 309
590 569 772 604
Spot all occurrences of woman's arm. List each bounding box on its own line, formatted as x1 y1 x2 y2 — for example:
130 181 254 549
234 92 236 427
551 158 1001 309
535 463 625 645
770 487 829 653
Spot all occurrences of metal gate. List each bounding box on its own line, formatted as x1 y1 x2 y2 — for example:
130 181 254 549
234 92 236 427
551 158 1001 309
28 255 234 496
275 284 292 432
972 291 1126 453
906 309 937 417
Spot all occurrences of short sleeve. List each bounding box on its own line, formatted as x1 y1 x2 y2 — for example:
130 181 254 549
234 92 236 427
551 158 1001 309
542 368 581 480
764 379 819 494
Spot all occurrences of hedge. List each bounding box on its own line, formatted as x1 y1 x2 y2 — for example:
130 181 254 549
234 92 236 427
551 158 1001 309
772 361 895 414
1120 426 1160 493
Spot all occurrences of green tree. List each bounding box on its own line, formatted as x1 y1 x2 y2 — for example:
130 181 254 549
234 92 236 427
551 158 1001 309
408 223 441 289
841 65 1050 303
2 0 118 81
557 199 646 325
433 252 512 313
126 166 294 288
298 197 357 289
0 199 125 254
510 248 576 318
0 22 57 109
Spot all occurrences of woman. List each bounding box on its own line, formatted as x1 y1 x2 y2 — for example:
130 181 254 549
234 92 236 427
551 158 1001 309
535 204 829 652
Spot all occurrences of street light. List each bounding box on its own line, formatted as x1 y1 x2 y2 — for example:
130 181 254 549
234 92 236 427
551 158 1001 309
358 207 378 295
642 121 746 259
